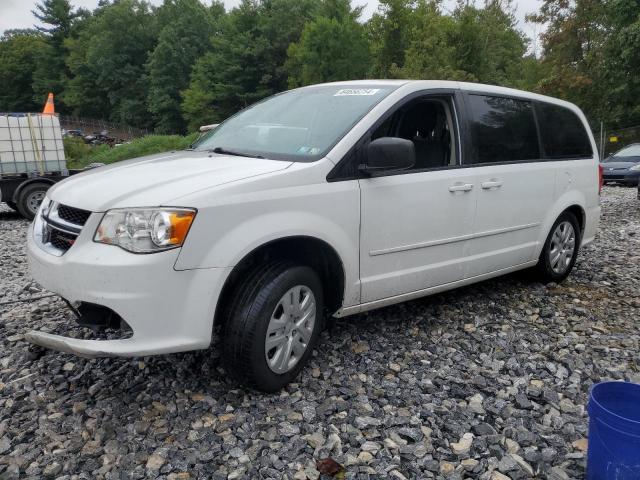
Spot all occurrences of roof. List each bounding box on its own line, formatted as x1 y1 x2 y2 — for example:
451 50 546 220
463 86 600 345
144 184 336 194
305 79 578 110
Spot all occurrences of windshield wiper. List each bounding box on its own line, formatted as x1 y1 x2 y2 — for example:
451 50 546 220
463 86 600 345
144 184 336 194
209 146 264 159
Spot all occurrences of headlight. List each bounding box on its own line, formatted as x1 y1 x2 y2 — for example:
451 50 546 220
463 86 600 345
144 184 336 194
629 164 640 171
94 208 196 253
38 196 52 217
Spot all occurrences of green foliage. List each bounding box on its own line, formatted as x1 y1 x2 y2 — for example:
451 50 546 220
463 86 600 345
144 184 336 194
181 0 319 131
147 0 222 134
65 133 199 168
64 0 158 127
0 0 637 136
31 0 81 111
526 0 640 127
286 0 371 87
368 0 417 77
402 0 527 85
401 1 468 80
601 0 640 126
528 0 609 126
32 0 77 39
0 31 45 112
63 135 93 165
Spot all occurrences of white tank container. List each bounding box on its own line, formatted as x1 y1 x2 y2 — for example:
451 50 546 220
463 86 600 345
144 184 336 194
0 114 67 175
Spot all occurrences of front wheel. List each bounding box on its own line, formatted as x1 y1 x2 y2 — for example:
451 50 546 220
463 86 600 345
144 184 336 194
534 211 581 283
221 261 324 392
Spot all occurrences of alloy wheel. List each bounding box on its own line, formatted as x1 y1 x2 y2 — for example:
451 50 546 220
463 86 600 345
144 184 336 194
549 221 576 274
264 285 316 374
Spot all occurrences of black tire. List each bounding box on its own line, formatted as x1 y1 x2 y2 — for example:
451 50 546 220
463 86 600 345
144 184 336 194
534 211 581 283
221 261 324 392
16 183 49 220
5 201 17 211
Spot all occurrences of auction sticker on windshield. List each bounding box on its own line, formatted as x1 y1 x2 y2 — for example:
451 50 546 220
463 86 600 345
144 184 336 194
334 89 381 96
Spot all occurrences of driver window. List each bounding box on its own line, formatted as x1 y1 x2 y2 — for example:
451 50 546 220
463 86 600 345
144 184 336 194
371 96 457 170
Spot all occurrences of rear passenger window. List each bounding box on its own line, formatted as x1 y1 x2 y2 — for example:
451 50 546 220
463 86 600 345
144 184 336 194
535 103 592 159
467 95 539 164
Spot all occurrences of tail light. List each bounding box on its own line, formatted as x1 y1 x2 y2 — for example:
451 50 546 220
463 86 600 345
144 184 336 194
598 164 603 195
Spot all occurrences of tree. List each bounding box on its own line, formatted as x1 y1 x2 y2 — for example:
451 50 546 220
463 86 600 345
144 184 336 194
402 0 528 85
182 0 319 131
449 0 527 84
147 0 223 133
286 0 371 87
368 0 417 77
601 0 640 126
31 0 80 110
0 31 45 111
528 0 609 124
64 0 158 127
401 1 469 80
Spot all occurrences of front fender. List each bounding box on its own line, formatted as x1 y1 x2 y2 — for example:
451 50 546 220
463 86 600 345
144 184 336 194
175 180 361 307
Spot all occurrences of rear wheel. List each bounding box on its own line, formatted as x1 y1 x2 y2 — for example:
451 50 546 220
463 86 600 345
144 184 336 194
534 211 581 283
221 261 323 392
16 183 49 220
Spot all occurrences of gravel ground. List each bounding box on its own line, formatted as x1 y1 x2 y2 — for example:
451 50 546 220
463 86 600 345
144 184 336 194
1 186 639 480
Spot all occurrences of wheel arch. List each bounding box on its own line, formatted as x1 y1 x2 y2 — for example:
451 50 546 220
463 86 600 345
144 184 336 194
536 190 589 260
12 178 55 203
213 235 346 329
563 204 586 236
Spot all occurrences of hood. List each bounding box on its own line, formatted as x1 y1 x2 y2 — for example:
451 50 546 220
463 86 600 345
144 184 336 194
601 159 640 170
49 150 292 211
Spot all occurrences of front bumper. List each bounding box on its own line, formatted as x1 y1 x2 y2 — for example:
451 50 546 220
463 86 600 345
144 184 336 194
26 214 231 357
602 171 640 185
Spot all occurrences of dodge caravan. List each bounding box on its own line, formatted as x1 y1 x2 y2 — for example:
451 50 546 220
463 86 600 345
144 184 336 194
26 81 601 392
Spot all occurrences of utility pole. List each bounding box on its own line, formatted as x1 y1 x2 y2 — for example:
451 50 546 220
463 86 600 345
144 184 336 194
599 121 605 160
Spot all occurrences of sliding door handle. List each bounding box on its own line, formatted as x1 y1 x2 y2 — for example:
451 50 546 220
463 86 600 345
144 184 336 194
481 180 503 190
449 183 474 193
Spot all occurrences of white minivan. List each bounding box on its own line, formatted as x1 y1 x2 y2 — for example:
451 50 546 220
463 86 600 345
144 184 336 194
26 81 601 391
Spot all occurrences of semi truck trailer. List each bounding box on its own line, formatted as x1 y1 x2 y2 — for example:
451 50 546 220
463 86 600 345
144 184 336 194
0 113 69 220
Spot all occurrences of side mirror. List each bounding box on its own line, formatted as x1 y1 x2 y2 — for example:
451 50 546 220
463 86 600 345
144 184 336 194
360 137 415 175
199 123 220 132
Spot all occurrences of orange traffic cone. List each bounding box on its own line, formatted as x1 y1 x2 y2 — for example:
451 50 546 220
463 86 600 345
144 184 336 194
42 93 55 115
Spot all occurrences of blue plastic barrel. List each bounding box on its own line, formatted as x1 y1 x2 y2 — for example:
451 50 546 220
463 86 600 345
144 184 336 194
587 381 640 479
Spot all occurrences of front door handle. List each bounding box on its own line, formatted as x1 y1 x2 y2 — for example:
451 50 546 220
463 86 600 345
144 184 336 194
449 183 474 193
481 180 503 190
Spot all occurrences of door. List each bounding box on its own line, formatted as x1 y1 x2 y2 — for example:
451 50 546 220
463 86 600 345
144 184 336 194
358 93 478 303
359 170 477 302
462 93 556 277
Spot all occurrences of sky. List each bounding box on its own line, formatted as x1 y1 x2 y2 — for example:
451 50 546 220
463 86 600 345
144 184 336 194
1 0 543 49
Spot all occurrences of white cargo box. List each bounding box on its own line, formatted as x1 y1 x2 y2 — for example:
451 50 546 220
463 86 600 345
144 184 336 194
0 114 66 175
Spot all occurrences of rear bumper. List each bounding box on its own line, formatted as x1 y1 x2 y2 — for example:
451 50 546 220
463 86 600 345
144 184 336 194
582 205 601 247
26 219 231 357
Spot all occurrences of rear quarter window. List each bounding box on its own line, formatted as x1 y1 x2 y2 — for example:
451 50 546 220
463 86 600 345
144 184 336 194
467 94 540 164
535 102 593 159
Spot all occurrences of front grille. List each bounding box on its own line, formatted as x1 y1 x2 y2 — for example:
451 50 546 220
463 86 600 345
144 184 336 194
57 204 91 226
38 202 90 255
49 228 78 251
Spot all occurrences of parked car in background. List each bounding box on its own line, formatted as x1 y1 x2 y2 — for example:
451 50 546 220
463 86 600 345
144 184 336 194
62 129 83 138
601 143 640 186
25 80 601 392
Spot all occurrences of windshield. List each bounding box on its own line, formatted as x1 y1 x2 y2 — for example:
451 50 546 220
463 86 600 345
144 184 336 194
609 144 640 161
193 85 397 161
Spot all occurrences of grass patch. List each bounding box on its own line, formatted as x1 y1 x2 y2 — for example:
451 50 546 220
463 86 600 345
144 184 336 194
65 133 200 169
